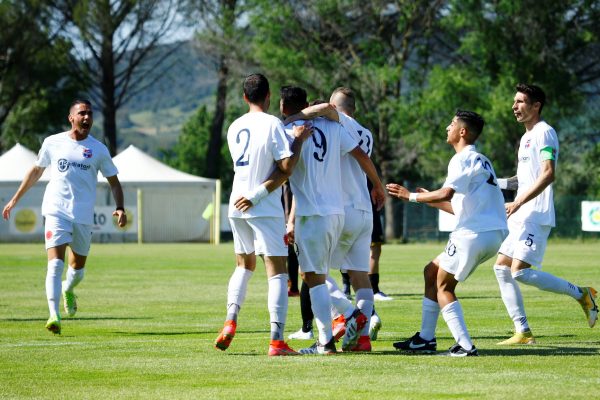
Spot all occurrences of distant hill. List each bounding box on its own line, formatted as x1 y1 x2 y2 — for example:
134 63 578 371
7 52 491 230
115 40 217 157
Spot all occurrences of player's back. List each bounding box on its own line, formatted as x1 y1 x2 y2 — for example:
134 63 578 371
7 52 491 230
285 117 357 217
227 112 292 218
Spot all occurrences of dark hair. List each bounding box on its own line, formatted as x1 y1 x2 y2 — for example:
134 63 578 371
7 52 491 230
69 99 92 113
280 86 308 112
455 110 485 138
243 73 270 103
516 83 546 114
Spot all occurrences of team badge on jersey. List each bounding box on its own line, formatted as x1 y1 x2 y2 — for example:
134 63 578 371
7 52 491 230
83 148 93 158
524 139 531 149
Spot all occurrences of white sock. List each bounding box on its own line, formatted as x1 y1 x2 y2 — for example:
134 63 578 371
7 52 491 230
310 284 333 344
355 288 374 336
64 267 85 293
513 268 583 300
268 273 288 340
419 297 440 341
442 301 473 351
494 265 529 332
46 259 64 318
326 275 354 318
226 267 253 321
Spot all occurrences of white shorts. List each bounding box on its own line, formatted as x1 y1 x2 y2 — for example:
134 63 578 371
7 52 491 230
44 215 92 256
438 229 507 282
229 217 287 257
295 214 344 275
498 219 551 268
332 207 372 272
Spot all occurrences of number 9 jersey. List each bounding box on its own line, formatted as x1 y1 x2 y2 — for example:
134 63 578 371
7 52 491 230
227 112 293 219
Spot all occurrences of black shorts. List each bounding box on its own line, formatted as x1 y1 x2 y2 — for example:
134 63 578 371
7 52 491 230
368 179 384 245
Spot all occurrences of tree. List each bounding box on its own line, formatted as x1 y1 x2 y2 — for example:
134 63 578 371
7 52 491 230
0 0 82 152
51 0 182 155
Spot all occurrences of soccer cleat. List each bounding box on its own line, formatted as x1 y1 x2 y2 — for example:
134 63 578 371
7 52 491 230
45 316 61 335
214 320 236 351
288 328 314 340
62 281 78 317
374 291 393 301
299 338 337 355
332 315 346 341
497 330 535 345
341 310 368 351
577 287 598 328
393 332 437 354
348 335 372 352
369 314 382 341
441 343 478 357
268 340 301 356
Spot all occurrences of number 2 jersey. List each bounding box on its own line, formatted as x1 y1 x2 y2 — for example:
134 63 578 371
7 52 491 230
442 145 507 234
227 112 293 219
284 117 358 217
35 131 118 226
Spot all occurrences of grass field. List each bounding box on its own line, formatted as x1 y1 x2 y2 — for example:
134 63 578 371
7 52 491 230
1 242 598 399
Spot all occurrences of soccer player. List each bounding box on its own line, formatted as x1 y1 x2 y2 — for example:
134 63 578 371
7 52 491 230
389 110 507 356
493 84 598 345
215 74 312 356
2 99 127 335
281 86 384 354
283 87 385 351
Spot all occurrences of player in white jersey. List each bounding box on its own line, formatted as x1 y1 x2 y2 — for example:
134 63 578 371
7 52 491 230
280 86 384 355
215 74 313 356
389 110 507 356
282 87 385 352
2 100 126 335
493 84 598 345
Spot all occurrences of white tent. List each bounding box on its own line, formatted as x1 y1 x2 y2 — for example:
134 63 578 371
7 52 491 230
0 143 220 243
97 145 220 243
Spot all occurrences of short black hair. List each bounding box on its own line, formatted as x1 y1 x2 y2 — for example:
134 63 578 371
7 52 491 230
455 110 485 138
69 99 92 113
243 73 270 104
280 86 308 113
516 83 546 114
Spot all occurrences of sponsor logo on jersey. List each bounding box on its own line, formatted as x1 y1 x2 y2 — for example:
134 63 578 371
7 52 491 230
519 156 530 163
57 158 91 172
83 148 93 158
524 139 531 149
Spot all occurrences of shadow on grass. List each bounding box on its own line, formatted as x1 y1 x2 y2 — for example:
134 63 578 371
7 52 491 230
112 329 267 336
2 317 151 322
375 347 600 357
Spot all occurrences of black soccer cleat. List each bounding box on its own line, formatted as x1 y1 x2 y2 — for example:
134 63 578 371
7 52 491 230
442 343 478 357
393 331 437 354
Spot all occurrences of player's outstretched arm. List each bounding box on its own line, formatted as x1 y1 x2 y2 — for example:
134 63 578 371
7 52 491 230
386 183 455 214
349 146 385 210
283 103 340 125
2 165 45 220
106 175 127 227
497 175 518 191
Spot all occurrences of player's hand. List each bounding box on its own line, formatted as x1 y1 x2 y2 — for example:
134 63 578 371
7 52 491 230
371 184 385 211
385 183 410 201
285 222 295 245
2 199 16 220
234 196 254 212
505 200 522 219
113 209 127 227
292 122 314 142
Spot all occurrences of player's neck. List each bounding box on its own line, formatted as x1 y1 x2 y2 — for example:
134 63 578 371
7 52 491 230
523 115 541 132
69 129 89 141
247 103 266 113
453 141 471 153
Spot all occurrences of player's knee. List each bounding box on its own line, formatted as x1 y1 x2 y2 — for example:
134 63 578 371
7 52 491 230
512 268 531 284
423 262 437 283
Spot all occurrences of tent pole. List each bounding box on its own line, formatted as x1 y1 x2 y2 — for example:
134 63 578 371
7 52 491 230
137 188 143 244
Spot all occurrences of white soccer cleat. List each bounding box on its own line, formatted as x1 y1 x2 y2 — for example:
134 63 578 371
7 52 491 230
374 292 393 301
288 328 314 340
369 314 382 341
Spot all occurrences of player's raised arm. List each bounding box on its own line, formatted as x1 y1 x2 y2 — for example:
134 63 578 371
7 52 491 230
2 165 45 220
283 102 340 125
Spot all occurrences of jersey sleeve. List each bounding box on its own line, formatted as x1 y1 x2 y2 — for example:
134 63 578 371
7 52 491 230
35 139 51 168
272 120 294 161
339 124 359 155
539 128 559 160
443 155 470 194
99 147 119 178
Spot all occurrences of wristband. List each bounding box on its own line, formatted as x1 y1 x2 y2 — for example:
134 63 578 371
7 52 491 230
497 179 508 190
409 193 418 203
245 185 269 205
116 206 125 212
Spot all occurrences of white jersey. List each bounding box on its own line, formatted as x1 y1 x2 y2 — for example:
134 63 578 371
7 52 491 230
337 112 373 212
512 120 558 227
227 112 293 219
36 131 118 226
443 145 507 234
285 117 358 216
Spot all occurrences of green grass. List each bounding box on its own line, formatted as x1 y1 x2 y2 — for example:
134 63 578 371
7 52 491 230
1 242 598 399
